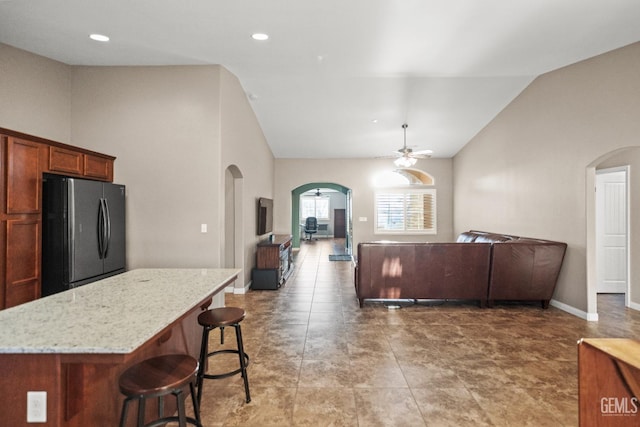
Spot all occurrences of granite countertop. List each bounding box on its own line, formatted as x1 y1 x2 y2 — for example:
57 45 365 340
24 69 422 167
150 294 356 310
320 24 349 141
0 268 240 354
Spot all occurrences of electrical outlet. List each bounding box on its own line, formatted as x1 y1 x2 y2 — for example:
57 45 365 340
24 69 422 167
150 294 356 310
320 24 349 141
27 391 46 423
201 224 207 233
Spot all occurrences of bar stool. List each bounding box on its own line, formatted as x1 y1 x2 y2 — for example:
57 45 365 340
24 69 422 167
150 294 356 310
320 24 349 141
118 354 202 427
196 306 251 405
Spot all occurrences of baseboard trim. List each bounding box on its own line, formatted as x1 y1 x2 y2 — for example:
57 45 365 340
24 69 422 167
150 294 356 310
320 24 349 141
628 300 640 311
550 299 598 321
224 282 250 295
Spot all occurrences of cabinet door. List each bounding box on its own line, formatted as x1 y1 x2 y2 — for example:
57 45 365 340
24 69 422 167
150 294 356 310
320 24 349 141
84 154 113 181
6 138 41 214
49 146 83 175
5 218 40 307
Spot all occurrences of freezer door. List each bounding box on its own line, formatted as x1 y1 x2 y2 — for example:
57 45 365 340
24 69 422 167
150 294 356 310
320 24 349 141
102 183 126 274
68 178 104 283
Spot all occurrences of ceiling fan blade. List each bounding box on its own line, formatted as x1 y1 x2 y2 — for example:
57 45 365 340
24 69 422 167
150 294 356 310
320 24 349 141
413 149 433 155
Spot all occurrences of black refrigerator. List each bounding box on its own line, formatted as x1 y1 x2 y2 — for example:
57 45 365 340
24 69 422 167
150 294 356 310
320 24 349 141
42 174 126 297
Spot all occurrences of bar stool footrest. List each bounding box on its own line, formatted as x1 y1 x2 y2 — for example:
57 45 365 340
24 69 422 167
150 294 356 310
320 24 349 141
144 416 202 427
202 349 250 380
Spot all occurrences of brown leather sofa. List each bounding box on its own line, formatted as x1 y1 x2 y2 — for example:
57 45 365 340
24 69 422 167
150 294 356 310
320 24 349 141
355 242 492 307
457 231 567 309
354 231 567 308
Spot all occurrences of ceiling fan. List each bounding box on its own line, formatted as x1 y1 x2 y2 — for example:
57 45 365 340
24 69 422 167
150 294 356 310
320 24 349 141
391 123 433 167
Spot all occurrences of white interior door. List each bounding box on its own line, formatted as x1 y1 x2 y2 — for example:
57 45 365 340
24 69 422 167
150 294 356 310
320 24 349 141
596 168 628 294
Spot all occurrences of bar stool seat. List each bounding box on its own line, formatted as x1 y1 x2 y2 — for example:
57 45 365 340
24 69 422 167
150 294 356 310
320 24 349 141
196 306 251 405
119 354 202 427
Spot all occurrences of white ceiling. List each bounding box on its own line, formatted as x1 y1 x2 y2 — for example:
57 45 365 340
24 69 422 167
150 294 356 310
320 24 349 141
1 1 639 158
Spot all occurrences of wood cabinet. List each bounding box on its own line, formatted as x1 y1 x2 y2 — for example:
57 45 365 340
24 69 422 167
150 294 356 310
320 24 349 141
2 137 44 307
49 146 114 181
578 338 640 426
84 153 113 180
49 145 83 175
0 270 236 426
0 127 116 309
253 234 293 290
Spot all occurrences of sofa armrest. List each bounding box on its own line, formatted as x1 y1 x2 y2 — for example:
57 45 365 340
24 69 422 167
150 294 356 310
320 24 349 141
488 240 567 307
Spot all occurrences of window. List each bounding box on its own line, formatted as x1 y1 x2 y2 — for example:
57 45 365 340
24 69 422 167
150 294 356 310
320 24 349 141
375 189 436 234
301 196 330 220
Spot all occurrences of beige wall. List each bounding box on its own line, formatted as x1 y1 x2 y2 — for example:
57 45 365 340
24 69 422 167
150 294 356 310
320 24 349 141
219 67 275 288
454 42 640 316
274 157 454 249
0 44 71 142
0 43 275 289
71 65 224 271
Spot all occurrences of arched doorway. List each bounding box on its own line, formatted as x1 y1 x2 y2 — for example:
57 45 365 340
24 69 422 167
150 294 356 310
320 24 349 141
224 165 245 293
291 182 352 252
586 147 640 319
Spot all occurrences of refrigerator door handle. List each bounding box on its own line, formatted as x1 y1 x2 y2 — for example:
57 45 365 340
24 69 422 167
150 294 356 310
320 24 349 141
98 198 105 259
103 198 111 258
69 179 76 282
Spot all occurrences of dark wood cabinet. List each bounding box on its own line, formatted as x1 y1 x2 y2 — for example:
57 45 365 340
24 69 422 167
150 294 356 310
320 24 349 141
84 153 113 181
49 145 83 176
0 128 116 309
253 234 293 289
7 137 42 214
2 136 43 308
49 146 114 181
5 218 40 307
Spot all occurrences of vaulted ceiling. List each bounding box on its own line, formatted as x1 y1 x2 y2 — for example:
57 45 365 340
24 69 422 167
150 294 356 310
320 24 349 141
1 1 639 158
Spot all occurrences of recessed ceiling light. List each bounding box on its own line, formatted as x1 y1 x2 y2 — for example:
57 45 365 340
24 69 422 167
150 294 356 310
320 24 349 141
371 119 379 124
89 34 110 42
251 33 269 41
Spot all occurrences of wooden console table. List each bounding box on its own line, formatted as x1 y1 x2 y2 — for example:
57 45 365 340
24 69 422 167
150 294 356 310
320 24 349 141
578 338 640 426
252 234 293 290
0 268 239 426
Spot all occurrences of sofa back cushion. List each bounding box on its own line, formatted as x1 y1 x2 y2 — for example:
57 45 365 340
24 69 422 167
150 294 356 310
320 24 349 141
356 242 491 301
457 230 518 244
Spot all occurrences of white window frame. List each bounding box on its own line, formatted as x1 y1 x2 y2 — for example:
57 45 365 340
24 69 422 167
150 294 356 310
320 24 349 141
374 188 437 235
301 196 330 220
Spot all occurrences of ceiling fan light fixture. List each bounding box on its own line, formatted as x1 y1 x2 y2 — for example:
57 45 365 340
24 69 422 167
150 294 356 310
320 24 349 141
394 156 417 168
391 123 430 167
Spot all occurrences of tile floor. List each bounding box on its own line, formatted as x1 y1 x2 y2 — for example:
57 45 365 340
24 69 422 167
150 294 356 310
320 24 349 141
198 239 640 426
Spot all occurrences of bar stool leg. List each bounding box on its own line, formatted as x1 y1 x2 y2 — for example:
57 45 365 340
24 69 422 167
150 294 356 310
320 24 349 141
119 397 133 427
196 325 210 406
158 395 164 419
189 380 202 425
137 397 146 427
235 324 251 403
175 389 187 427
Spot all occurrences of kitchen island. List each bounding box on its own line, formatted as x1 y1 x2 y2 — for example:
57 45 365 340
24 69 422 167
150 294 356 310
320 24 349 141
0 268 240 426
